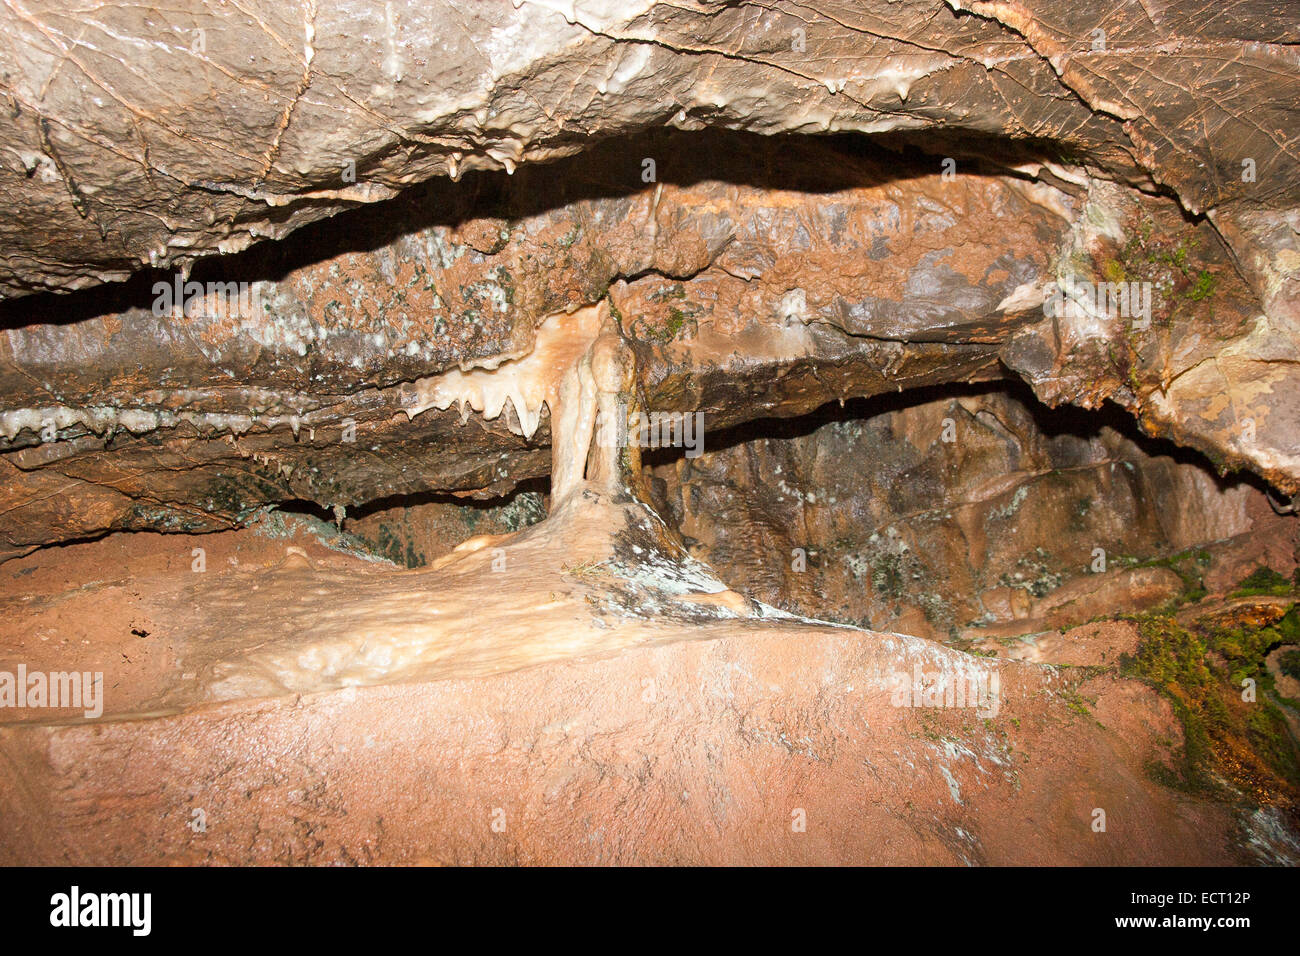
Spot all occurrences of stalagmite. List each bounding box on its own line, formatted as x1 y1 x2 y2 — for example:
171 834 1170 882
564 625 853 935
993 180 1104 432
552 306 638 502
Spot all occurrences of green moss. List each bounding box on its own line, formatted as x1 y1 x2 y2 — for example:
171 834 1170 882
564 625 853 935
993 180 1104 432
1185 269 1216 301
126 503 210 533
493 490 547 531
871 552 909 600
1122 546 1213 606
997 549 1063 599
1278 649 1300 683
1120 606 1300 801
1123 614 1223 790
1111 216 1220 333
557 224 582 249
1058 687 1096 718
1165 243 1189 273
1231 566 1294 598
666 308 690 338
1101 258 1127 283
628 303 698 343
205 472 286 522
373 522 426 569
648 282 687 302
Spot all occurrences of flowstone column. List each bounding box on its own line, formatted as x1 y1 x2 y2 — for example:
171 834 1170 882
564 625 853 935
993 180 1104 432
550 302 640 505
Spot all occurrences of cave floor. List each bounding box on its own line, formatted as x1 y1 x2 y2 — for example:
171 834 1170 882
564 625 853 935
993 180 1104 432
0 491 1294 864
0 491 817 721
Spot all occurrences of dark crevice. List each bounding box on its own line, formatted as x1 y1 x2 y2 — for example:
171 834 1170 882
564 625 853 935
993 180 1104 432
340 475 550 523
0 127 1077 332
639 377 1277 502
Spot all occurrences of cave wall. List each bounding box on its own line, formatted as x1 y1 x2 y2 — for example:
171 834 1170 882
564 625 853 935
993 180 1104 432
651 384 1300 641
0 0 1298 867
2 129 1294 563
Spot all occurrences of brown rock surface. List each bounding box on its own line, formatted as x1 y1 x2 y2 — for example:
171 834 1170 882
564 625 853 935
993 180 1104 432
0 0 1294 305
0 0 1298 868
975 620 1140 667
0 519 1251 866
2 458 1296 864
0 13 1297 555
651 382 1299 641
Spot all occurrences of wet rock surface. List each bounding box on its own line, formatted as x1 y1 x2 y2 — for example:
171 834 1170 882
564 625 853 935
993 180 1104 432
1 131 1295 559
2 133 1070 558
0 0 1297 866
0 513 1271 865
650 382 1300 642
0 632 1252 865
0 0 1295 303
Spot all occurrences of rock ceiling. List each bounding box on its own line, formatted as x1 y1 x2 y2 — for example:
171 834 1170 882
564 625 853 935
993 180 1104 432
0 0 1296 556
